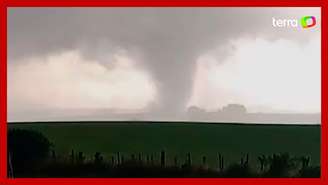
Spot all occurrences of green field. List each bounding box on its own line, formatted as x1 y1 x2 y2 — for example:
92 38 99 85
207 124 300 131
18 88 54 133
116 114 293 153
8 122 321 168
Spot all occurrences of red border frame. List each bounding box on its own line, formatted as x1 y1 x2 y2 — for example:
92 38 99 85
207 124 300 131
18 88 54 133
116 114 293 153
0 0 327 185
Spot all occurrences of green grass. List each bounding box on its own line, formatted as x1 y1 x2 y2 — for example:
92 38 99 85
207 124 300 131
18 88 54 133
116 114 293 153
8 121 321 168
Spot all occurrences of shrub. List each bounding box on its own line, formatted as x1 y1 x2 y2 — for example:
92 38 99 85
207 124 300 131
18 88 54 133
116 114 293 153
8 128 52 176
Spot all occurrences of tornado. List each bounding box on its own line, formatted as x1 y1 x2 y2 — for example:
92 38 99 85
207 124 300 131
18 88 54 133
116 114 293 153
8 8 318 118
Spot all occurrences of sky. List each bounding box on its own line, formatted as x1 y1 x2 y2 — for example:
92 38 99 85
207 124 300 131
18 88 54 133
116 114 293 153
7 8 321 122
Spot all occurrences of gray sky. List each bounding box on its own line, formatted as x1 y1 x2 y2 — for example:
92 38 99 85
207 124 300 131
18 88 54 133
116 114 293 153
7 8 321 122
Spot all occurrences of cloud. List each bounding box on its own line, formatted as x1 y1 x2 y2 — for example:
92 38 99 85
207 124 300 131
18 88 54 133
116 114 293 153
8 50 157 115
7 8 321 121
188 36 320 113
8 8 321 114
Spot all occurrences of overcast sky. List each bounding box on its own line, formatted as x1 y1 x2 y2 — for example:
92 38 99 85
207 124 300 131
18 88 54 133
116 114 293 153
7 8 321 122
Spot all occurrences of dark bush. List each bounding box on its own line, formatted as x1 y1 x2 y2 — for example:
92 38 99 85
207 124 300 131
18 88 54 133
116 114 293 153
8 128 52 176
264 153 296 177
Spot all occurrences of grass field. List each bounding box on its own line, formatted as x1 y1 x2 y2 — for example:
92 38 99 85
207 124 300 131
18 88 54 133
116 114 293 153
8 122 321 168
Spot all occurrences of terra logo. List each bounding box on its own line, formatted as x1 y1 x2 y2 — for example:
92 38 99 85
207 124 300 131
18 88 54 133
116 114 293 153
301 16 316 28
272 16 316 29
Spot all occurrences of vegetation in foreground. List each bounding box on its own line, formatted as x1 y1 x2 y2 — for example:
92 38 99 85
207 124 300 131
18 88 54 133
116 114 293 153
8 128 320 178
8 121 321 166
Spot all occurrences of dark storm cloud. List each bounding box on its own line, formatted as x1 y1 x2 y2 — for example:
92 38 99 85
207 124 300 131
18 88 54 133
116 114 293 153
8 8 320 115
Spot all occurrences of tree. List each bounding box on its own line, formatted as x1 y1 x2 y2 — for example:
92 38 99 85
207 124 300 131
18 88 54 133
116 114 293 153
8 129 52 176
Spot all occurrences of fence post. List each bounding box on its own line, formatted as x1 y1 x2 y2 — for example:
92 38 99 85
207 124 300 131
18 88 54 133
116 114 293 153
161 150 166 167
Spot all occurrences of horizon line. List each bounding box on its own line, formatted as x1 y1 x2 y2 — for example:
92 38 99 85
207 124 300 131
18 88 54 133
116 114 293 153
7 120 321 126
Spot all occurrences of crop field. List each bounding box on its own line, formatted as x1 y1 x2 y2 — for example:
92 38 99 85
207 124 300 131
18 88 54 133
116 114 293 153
8 122 321 168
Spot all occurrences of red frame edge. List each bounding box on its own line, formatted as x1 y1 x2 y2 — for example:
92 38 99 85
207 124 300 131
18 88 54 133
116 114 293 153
0 0 327 185
321 0 327 182
0 0 7 182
